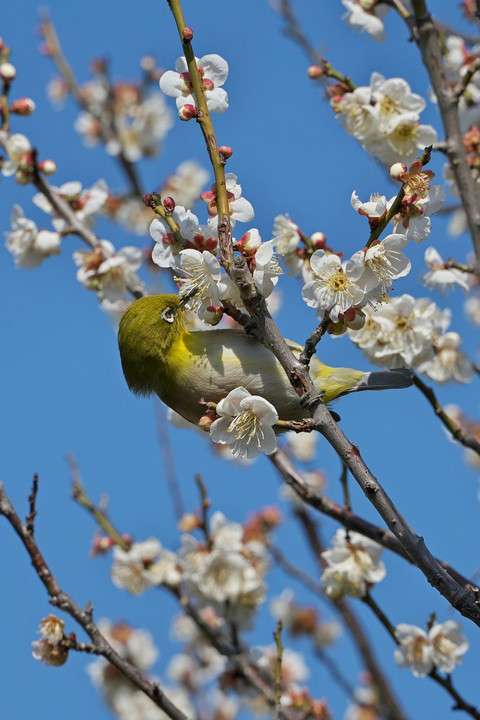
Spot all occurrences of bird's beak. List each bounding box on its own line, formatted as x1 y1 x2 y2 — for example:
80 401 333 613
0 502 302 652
178 286 199 308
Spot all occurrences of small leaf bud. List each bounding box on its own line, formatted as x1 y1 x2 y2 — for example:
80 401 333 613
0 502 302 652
9 97 36 115
178 103 198 121
307 65 324 79
390 162 407 181
182 27 194 42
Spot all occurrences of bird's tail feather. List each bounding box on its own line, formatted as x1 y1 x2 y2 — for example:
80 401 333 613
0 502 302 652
353 368 414 392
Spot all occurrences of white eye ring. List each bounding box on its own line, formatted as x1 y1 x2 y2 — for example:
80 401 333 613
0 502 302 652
161 307 175 323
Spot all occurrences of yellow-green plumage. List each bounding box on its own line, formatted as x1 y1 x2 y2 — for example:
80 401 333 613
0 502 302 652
118 295 413 425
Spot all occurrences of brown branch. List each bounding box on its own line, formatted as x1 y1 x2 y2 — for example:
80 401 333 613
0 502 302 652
270 448 478 593
0 481 190 720
409 3 480 280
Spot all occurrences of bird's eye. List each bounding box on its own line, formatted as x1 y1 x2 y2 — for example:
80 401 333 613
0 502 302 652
161 307 175 323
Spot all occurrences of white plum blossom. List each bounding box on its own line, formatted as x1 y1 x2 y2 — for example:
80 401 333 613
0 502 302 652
0 132 31 177
342 0 390 42
321 529 386 599
37 614 65 643
391 185 446 243
302 250 365 322
423 247 471 293
255 645 309 687
348 294 451 368
150 205 196 268
202 173 254 227
351 190 388 219
417 332 474 384
160 54 229 113
74 240 143 301
394 621 468 676
335 72 437 166
174 248 223 318
346 234 411 295
159 160 210 209
5 205 61 268
33 179 108 231
465 295 480 326
111 539 180 594
210 386 278 460
253 238 283 297
273 214 300 255
285 431 317 463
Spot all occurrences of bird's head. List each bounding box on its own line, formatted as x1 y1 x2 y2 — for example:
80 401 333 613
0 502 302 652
118 293 190 396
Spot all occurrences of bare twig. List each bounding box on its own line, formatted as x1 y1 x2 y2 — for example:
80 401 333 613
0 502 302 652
413 373 480 457
0 481 190 720
26 473 39 536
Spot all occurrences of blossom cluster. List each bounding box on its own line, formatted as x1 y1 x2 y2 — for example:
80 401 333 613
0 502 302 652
333 72 437 166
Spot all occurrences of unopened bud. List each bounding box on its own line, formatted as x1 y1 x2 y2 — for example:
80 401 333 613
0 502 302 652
236 228 261 255
307 65 324 79
163 196 176 214
143 192 161 209
327 319 347 336
38 159 56 175
182 26 194 42
203 305 224 326
178 103 198 121
0 63 16 81
15 167 33 185
346 309 366 330
219 145 233 159
9 97 36 115
198 414 214 431
179 512 201 532
390 162 407 181
311 231 327 249
140 54 156 72
202 77 214 92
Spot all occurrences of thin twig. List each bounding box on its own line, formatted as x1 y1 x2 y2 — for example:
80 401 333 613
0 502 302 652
413 372 480 457
26 473 39 536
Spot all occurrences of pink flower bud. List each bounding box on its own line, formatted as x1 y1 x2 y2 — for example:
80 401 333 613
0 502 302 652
182 26 194 42
311 232 327 249
0 63 16 81
9 97 36 115
163 196 176 213
198 414 214 431
236 228 261 255
390 162 407 181
219 145 233 159
38 159 56 175
307 65 324 79
178 103 198 121
203 305 224 326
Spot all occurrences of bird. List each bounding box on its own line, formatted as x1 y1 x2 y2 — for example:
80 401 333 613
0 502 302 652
118 294 413 426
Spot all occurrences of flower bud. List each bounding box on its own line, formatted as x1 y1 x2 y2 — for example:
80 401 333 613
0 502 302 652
307 65 324 79
198 414 214 431
327 319 347 336
15 167 33 185
182 26 194 42
140 54 156 71
9 97 36 115
178 103 198 121
163 196 176 214
346 309 366 331
219 145 233 159
179 512 201 531
311 232 327 249
203 305 224 326
0 63 16 81
236 228 261 255
38 159 57 175
390 162 407 181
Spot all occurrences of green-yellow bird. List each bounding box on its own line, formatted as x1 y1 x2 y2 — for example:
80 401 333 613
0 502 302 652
118 294 413 425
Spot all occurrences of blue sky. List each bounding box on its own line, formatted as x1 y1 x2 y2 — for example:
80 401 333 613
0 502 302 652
1 1 479 719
